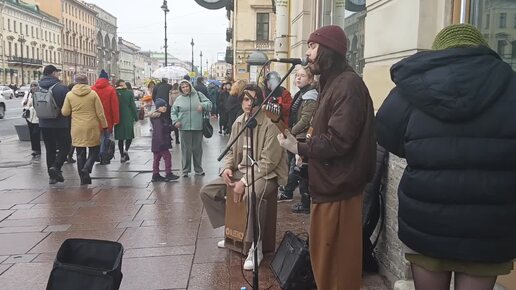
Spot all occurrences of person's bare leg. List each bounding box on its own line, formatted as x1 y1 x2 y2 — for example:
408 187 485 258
411 263 452 290
455 272 497 290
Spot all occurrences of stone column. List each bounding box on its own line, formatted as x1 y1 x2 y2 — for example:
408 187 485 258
274 0 289 78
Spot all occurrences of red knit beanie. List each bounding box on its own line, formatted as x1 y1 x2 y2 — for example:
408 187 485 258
307 25 348 57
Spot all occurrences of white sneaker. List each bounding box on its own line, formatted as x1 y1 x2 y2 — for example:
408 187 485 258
217 240 225 248
243 242 263 271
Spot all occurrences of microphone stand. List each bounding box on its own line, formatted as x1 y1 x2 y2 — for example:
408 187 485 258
217 63 297 290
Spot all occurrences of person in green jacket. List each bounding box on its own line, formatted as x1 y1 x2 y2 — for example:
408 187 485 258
171 80 212 177
114 80 138 163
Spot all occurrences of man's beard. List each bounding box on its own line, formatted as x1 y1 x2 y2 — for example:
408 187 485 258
308 62 321 75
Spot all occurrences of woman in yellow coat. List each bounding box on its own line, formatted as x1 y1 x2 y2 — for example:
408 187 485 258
62 74 108 185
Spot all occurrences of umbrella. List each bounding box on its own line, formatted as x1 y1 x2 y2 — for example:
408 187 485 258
151 66 189 81
207 79 222 87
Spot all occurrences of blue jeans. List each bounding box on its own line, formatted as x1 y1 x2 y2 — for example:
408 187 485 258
99 130 111 158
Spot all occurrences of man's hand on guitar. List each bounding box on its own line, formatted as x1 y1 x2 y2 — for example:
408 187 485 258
277 129 299 154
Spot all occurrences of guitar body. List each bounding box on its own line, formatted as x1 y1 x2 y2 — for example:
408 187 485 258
262 103 288 135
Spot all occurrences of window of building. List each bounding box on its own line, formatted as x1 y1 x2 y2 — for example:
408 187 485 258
7 19 10 32
8 42 12 56
13 20 16 33
14 43 17 57
514 14 516 28
485 13 490 28
469 0 516 69
36 28 38 39
31 27 34 37
497 39 507 56
500 13 507 28
32 47 34 59
25 24 28 35
256 13 269 41
20 23 22 34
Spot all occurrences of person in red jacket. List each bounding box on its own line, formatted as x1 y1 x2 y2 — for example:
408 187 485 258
264 71 292 126
92 69 120 164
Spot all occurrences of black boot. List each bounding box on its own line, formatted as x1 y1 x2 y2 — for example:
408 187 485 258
292 192 310 214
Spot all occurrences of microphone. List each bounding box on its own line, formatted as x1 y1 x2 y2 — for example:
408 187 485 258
270 57 308 66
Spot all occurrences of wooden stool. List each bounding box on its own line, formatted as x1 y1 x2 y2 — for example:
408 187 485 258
224 185 277 254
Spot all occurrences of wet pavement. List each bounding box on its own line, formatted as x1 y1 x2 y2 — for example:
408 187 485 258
0 119 391 290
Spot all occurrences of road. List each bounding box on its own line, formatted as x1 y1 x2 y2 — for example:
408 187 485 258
0 98 25 139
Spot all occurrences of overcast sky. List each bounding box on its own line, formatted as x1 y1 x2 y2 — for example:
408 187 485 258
86 0 228 67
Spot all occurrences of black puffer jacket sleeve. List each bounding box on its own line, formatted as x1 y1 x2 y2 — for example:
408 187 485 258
375 87 412 158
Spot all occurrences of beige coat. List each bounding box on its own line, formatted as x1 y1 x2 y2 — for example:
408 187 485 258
62 84 108 147
222 110 288 186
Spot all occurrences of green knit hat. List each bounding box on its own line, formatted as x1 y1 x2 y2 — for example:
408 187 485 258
432 24 488 50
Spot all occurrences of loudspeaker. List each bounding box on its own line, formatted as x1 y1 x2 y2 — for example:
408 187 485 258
271 231 316 290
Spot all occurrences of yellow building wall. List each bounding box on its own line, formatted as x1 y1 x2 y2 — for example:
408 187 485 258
233 0 276 81
363 0 452 109
26 0 62 20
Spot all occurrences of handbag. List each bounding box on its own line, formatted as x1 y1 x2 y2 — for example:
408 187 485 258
198 94 213 138
271 231 316 290
22 109 30 119
138 107 145 121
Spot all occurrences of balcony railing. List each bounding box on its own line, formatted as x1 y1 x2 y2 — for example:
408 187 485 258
255 40 273 50
7 56 43 66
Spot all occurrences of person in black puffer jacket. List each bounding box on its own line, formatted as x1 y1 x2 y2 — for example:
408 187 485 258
376 24 516 290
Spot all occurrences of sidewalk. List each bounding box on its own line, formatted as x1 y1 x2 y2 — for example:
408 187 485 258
0 119 390 290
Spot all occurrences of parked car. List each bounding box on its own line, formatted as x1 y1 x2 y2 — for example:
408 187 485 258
15 85 30 99
0 86 14 99
0 94 6 119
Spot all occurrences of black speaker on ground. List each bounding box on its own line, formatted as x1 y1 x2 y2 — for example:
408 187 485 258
46 238 124 290
271 231 316 290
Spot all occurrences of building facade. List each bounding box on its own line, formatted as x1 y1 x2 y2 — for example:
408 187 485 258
211 60 231 81
117 37 139 85
62 0 97 84
0 0 62 86
228 0 277 81
84 2 118 80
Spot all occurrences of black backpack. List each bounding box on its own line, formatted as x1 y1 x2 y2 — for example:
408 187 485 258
362 144 389 273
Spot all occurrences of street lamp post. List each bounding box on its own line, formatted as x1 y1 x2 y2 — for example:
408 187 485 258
161 0 169 67
18 35 25 85
190 38 194 73
200 51 203 77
